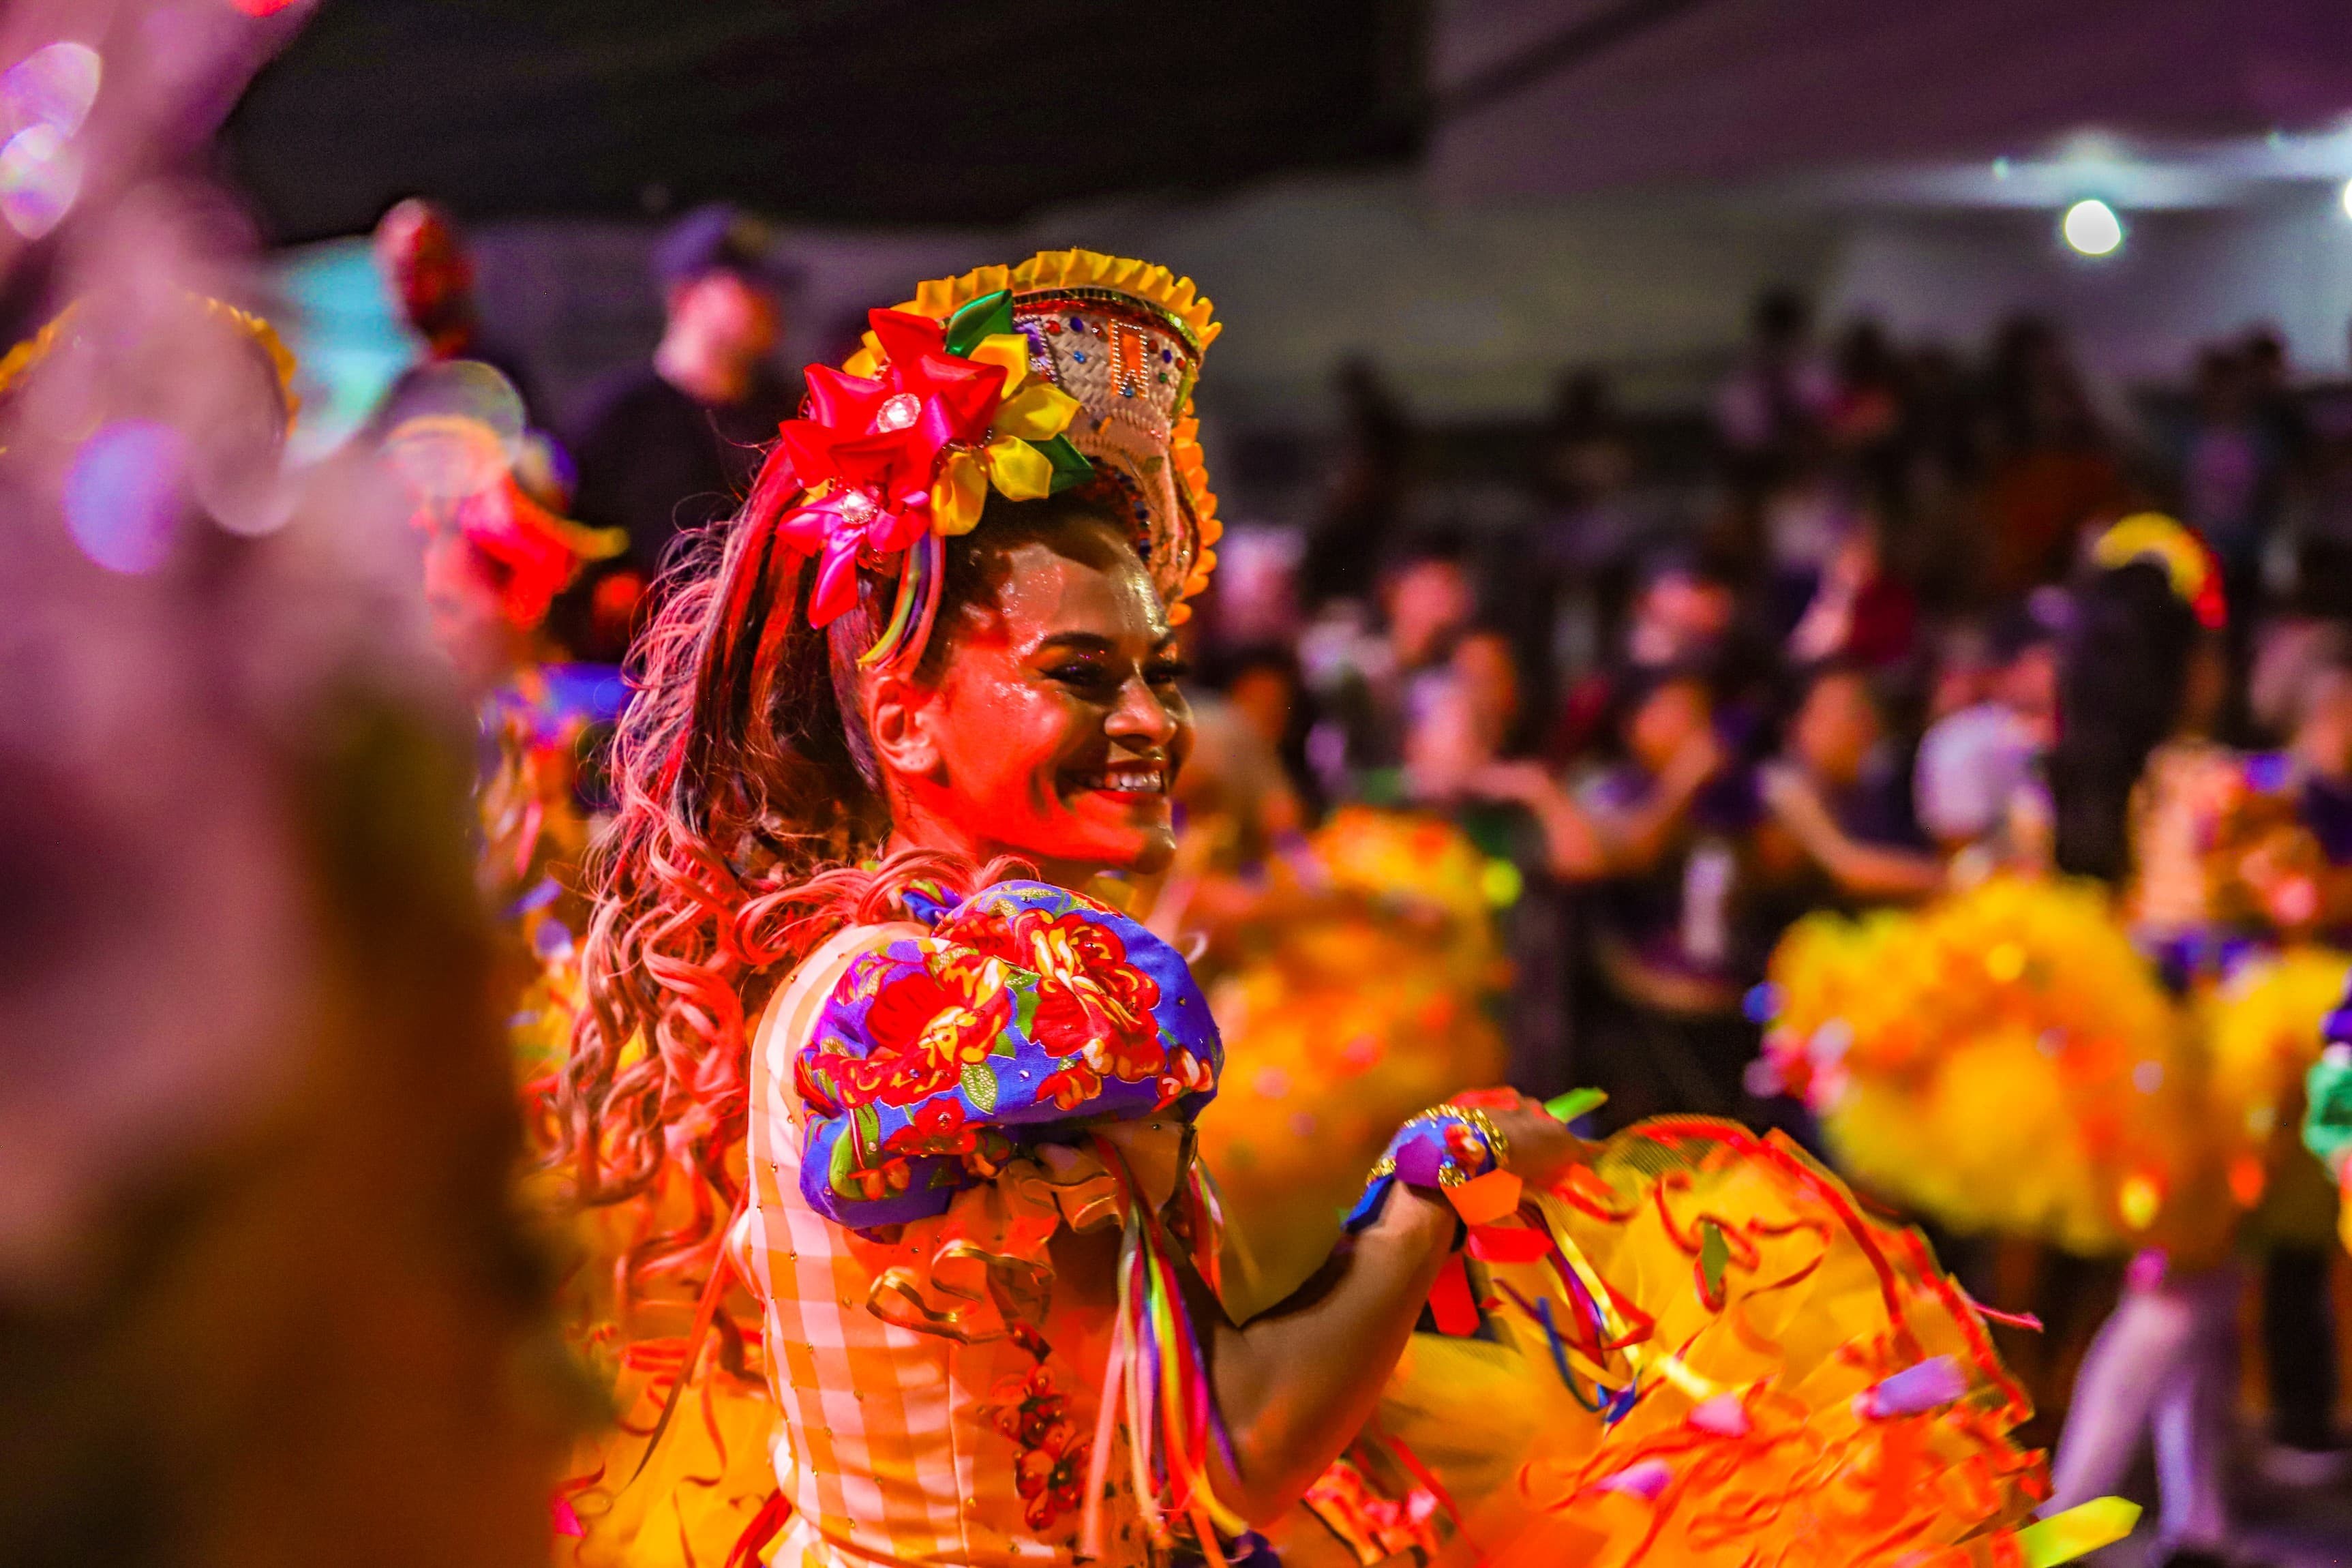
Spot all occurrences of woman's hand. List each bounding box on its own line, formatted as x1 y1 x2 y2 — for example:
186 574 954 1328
1454 1087 1595 1190
1662 726 1727 800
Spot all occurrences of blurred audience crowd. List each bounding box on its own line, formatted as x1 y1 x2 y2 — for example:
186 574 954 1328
1183 288 2352 1140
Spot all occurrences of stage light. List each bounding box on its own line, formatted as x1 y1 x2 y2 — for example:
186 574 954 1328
2339 178 2352 220
2062 199 2122 256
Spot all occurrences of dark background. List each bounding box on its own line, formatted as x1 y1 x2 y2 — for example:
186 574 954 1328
226 0 1426 239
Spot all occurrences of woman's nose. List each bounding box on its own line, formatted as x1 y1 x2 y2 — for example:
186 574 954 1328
1106 674 1179 748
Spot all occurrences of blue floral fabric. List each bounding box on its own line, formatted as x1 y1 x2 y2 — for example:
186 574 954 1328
795 881 1223 1228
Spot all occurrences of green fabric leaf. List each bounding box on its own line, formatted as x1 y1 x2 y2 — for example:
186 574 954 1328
828 1121 860 1196
851 1104 883 1170
1698 1220 1730 1304
1035 434 1096 494
961 1059 999 1114
2305 1050 2352 1173
1544 1087 1608 1124
944 289 1015 357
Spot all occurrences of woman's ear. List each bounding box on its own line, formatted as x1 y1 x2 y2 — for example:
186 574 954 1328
863 671 943 781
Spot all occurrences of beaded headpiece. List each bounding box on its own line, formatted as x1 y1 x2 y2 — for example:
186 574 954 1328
741 250 1222 673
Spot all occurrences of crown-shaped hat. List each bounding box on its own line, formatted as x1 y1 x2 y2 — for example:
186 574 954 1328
744 251 1220 672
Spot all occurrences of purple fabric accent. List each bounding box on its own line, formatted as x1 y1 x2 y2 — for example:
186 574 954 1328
1856 1355 1965 1418
1342 1112 1500 1231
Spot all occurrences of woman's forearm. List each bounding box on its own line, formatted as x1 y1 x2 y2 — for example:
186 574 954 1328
1196 1187 1457 1523
1766 774 1942 900
1526 777 1610 879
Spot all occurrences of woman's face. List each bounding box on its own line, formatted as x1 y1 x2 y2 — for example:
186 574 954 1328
1793 672 1880 786
884 526 1193 880
1629 679 1708 774
1451 633 1521 750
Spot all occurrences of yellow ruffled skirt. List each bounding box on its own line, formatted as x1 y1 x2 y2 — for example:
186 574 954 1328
1762 877 2273 1262
1335 1119 2092 1567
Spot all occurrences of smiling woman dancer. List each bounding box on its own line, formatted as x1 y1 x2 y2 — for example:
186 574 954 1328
556 253 2124 1568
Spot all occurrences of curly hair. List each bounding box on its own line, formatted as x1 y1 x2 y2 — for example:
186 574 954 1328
554 465 1130 1301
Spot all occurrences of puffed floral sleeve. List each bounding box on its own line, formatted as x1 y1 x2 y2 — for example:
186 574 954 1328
792 879 1221 1231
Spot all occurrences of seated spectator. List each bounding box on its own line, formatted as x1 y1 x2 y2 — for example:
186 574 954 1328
1715 287 1835 492
2178 342 2288 599
1403 628 1601 1098
1914 605 2060 875
1549 555 1744 766
1756 663 1943 906
1980 316 2130 596
1299 357 1413 605
1202 642 1321 819
1311 533 1475 796
1571 670 1773 1124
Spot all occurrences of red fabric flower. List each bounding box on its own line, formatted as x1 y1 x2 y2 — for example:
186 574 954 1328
983 1361 1092 1527
984 1364 1071 1448
1014 1422 1090 1530
1151 1046 1215 1110
954 906 1166 1081
768 310 1012 626
794 1046 843 1117
814 953 1010 1109
1038 1062 1104 1112
884 1094 978 1158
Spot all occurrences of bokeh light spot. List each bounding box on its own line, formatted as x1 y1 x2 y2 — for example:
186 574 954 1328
1 41 100 140
0 122 81 238
2062 198 2122 257
64 421 187 574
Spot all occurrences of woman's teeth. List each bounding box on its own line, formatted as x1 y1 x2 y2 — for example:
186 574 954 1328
1075 764 1166 794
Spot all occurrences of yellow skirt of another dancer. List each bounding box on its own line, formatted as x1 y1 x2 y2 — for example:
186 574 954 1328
1188 807 1511 1308
1764 874 2345 1263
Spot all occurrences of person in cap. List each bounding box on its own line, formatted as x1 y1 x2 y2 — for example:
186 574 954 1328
558 204 798 658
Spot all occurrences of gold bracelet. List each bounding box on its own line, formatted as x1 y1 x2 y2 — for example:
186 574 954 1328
1418 1102 1508 1173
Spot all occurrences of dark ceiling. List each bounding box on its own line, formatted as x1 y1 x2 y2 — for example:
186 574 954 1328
224 0 1427 242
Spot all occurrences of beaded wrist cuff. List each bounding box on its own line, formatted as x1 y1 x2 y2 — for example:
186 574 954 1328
1344 1103 1515 1233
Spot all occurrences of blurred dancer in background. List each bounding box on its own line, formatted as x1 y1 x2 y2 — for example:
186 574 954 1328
368 196 542 430
1765 518 2333 1566
0 52 576 1565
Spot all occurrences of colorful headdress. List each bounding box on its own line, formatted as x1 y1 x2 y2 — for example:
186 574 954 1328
744 250 1222 673
2092 512 2226 629
388 411 627 629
